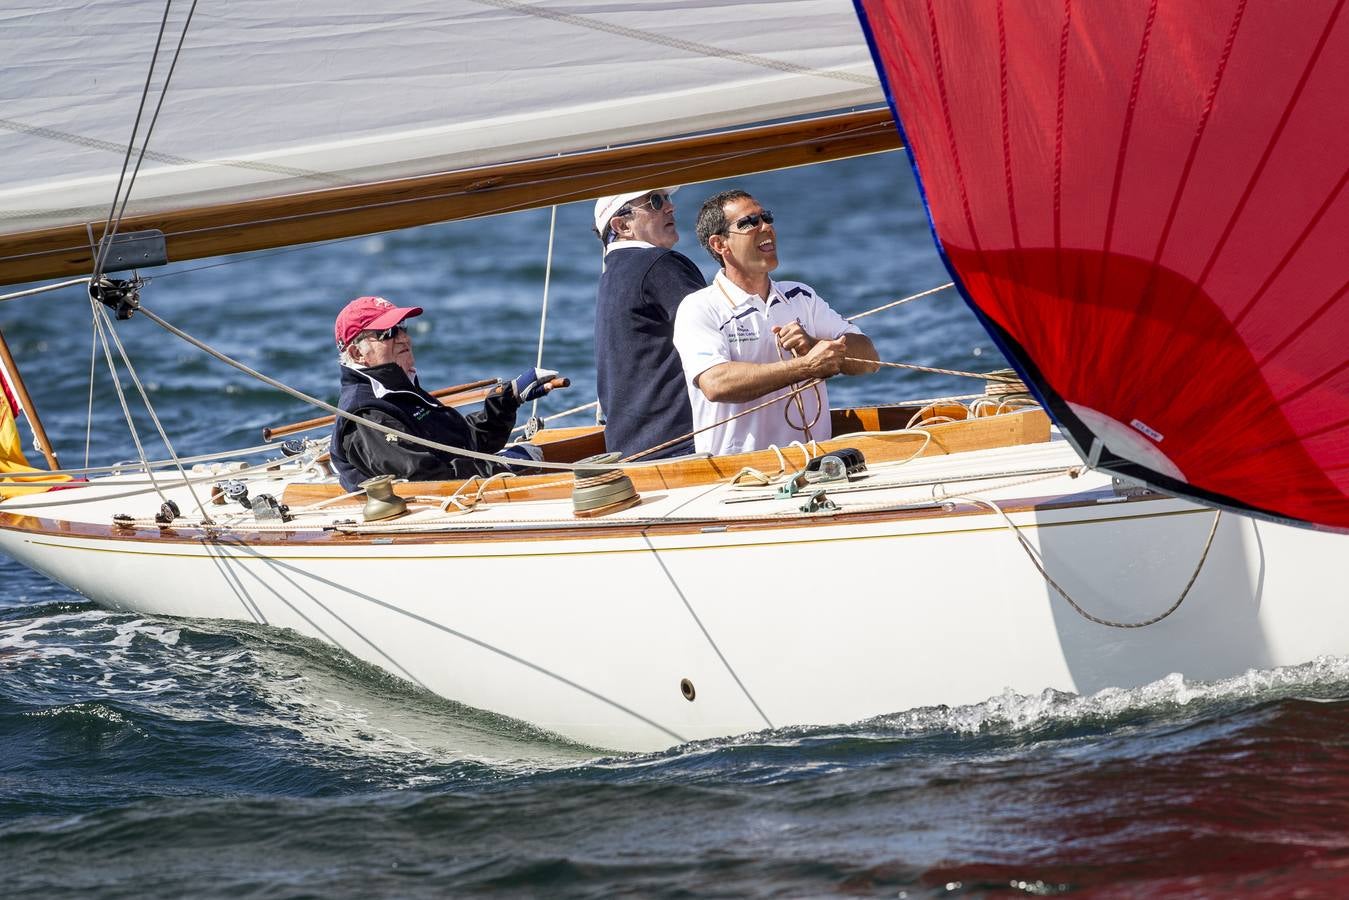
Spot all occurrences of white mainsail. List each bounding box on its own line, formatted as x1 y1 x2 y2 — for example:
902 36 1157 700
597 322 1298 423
0 0 881 235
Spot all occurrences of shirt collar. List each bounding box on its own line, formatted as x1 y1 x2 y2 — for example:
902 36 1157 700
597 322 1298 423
604 239 658 257
601 238 660 273
714 270 783 310
343 361 421 399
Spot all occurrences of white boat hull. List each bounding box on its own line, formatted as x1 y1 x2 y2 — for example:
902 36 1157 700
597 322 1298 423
3 465 1345 751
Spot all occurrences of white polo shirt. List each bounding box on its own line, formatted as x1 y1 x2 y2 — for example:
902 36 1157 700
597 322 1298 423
673 271 861 456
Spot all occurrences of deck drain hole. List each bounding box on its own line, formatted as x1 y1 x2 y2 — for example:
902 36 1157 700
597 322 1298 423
680 678 696 702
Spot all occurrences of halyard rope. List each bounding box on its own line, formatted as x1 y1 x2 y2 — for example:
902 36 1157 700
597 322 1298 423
845 357 1020 382
847 282 955 321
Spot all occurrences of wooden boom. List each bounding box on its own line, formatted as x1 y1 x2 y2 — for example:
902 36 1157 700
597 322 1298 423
0 109 901 287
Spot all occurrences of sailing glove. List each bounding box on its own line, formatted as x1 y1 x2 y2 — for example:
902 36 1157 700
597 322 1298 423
511 367 559 402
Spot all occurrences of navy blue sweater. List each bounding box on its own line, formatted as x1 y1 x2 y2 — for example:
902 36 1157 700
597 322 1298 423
594 246 706 458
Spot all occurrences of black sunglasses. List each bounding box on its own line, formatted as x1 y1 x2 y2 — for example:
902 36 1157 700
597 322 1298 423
363 324 407 342
725 210 774 233
621 192 671 215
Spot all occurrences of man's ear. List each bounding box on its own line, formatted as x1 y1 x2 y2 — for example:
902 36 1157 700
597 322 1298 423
708 233 728 261
609 214 630 240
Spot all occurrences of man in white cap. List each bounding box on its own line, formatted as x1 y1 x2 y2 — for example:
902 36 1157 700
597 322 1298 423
328 296 558 491
592 187 707 459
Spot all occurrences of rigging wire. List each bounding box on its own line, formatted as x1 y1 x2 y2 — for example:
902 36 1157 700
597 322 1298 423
0 278 92 304
88 299 175 511
94 0 200 279
92 303 213 521
102 0 200 279
91 0 176 279
84 315 97 469
510 399 598 435
133 303 654 473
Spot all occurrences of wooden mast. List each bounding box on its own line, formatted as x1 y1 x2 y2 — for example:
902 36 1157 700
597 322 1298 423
0 108 901 288
0 326 60 470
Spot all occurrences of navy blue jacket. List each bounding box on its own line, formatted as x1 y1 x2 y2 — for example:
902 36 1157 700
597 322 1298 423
329 363 519 491
595 246 706 458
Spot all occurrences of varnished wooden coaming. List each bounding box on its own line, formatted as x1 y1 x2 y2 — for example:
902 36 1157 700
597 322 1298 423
0 109 900 287
0 409 1182 551
288 408 1053 505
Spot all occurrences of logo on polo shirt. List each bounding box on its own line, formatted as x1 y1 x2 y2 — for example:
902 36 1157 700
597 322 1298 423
728 320 759 344
721 308 760 345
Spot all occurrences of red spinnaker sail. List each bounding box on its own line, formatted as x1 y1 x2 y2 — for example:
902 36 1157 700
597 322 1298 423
855 0 1349 531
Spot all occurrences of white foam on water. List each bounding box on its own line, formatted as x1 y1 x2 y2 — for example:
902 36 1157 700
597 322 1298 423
868 654 1349 737
2 607 585 774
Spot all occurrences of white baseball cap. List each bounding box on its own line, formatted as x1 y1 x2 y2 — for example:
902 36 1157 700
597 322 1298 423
592 186 681 236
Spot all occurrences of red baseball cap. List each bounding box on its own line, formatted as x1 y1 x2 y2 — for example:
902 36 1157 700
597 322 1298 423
335 296 423 348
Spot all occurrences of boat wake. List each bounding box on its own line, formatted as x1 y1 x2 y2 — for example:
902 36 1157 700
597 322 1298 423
6 600 1349 778
0 604 590 806
5 601 1349 897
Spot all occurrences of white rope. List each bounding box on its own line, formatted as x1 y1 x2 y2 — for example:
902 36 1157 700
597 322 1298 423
531 204 558 422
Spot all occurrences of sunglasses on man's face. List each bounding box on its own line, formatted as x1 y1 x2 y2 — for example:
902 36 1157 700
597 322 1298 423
726 210 774 233
622 192 671 215
363 324 407 342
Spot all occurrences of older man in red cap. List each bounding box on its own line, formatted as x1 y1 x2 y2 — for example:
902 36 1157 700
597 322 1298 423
328 296 557 491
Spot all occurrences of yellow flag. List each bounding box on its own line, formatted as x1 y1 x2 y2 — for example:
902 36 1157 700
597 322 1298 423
0 369 70 499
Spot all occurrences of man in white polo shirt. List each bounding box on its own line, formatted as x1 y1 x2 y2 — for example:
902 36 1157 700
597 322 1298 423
673 189 879 456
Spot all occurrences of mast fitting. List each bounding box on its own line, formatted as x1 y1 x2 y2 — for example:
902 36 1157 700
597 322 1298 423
90 275 144 320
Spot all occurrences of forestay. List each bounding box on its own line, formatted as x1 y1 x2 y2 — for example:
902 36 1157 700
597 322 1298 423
0 0 880 235
856 0 1349 531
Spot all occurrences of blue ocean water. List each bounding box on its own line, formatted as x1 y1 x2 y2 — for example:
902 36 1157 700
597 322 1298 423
4 153 1349 897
